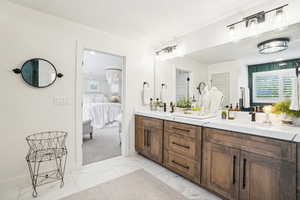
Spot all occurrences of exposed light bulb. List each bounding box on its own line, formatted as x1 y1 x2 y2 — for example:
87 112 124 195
228 25 241 42
247 18 259 36
275 8 284 22
248 18 258 29
274 7 287 31
229 25 235 36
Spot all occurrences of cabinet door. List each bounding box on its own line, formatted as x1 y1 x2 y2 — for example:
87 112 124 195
239 151 296 200
147 126 163 164
135 116 147 155
202 142 240 200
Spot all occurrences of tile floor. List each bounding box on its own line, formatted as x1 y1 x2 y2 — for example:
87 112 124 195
5 155 220 200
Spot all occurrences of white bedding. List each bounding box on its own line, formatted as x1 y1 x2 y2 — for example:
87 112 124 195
83 103 121 129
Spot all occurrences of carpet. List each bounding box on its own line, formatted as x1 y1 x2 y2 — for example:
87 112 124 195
60 169 188 200
82 126 121 165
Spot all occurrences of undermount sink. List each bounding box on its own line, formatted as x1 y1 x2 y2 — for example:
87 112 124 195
173 112 216 120
209 118 298 134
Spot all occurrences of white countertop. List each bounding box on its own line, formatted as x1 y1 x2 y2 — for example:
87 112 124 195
135 108 300 142
203 118 297 141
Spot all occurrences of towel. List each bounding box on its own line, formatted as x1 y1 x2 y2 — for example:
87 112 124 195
243 88 250 108
160 86 167 102
142 87 151 105
290 77 300 111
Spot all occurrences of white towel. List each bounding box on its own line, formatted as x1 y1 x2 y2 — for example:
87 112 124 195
243 88 250 108
290 77 300 111
142 87 151 105
160 86 167 102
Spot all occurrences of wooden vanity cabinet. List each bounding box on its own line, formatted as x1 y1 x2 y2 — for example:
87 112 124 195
135 115 297 200
135 115 163 164
202 127 296 200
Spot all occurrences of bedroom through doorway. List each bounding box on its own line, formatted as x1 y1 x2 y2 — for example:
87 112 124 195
82 50 123 165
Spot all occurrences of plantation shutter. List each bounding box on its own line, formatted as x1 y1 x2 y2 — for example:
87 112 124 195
253 69 295 103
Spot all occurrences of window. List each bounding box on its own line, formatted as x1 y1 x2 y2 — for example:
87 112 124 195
252 69 294 103
248 58 300 106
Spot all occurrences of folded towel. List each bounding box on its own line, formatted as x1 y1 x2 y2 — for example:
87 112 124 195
142 87 151 105
290 77 300 111
243 88 250 108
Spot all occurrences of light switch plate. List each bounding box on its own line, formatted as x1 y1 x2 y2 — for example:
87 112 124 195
53 96 69 105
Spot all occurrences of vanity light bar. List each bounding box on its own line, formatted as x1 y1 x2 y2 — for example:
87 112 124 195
155 45 177 56
226 4 288 30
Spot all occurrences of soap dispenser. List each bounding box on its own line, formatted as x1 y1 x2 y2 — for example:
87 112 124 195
228 104 235 120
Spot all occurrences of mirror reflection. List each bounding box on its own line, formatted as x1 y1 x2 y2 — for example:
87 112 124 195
21 58 57 88
155 23 300 117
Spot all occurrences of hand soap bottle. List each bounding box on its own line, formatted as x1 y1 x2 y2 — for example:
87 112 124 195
228 104 235 120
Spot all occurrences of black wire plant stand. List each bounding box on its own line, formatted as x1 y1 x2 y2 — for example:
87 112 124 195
25 131 68 197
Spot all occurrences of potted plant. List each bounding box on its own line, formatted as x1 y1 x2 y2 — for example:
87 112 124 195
176 99 192 109
272 100 300 124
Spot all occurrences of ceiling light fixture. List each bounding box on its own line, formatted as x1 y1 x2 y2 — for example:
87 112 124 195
257 38 290 54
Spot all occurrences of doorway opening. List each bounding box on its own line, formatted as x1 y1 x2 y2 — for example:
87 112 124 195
82 50 123 165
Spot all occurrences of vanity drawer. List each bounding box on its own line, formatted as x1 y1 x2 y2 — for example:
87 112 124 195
165 132 196 159
165 121 197 138
135 115 163 130
164 150 200 184
203 128 296 162
143 117 163 130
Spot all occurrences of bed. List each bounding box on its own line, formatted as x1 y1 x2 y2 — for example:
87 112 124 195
83 102 122 129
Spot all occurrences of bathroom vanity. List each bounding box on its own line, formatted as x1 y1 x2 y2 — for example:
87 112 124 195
135 111 299 200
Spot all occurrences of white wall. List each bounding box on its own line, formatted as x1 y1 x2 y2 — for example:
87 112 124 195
0 0 154 188
207 60 247 105
155 57 208 102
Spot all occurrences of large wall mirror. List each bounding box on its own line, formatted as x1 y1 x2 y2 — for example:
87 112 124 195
13 58 63 88
154 22 300 112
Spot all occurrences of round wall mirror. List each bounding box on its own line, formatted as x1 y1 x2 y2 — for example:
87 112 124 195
13 58 63 88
